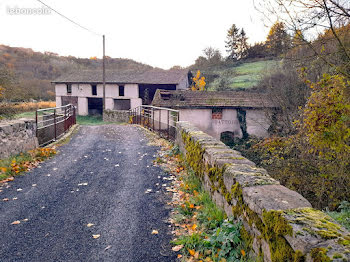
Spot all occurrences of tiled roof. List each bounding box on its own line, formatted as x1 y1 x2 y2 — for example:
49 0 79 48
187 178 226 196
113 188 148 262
152 89 277 108
52 69 189 85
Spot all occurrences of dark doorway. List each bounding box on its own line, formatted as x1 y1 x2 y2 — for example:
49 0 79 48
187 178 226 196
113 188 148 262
220 131 236 147
88 98 103 115
139 84 176 105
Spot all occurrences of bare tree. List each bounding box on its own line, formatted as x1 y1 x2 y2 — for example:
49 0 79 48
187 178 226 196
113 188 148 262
254 0 350 77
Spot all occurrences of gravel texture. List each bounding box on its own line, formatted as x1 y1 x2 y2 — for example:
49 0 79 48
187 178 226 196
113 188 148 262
0 125 176 262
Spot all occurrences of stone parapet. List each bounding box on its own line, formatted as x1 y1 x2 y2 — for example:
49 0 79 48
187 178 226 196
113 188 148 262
0 119 38 159
103 110 130 123
175 121 350 262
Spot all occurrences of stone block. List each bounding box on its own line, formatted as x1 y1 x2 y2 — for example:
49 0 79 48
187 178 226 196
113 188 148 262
243 185 312 216
223 164 278 189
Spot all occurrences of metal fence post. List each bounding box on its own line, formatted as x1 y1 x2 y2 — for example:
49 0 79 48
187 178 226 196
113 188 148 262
167 110 170 139
159 109 161 135
152 107 154 132
35 110 38 138
54 109 57 141
64 107 67 132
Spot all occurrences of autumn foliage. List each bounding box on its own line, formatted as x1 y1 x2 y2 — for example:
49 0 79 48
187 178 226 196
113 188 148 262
0 148 56 182
191 70 206 91
242 74 350 210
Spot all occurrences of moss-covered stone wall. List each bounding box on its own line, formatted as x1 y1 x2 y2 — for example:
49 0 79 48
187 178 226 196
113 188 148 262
175 121 350 262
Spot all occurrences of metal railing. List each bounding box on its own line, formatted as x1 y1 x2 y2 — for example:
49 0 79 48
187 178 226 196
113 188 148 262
36 104 76 146
129 105 179 140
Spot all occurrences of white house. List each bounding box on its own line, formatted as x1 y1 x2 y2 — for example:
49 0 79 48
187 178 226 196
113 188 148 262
152 89 278 139
52 69 190 115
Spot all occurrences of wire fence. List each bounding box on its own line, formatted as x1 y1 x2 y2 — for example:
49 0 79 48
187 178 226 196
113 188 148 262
36 104 76 146
129 105 179 140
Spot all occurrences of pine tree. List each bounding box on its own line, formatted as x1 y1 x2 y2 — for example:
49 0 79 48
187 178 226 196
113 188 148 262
225 24 240 60
265 22 291 56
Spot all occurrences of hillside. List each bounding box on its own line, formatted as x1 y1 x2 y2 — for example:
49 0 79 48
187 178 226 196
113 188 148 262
193 60 280 90
0 45 154 101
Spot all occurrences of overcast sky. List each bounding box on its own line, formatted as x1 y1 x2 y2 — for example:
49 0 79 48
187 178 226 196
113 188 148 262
1 0 270 69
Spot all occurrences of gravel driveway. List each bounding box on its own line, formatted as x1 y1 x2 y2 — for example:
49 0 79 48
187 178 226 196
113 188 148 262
0 124 176 262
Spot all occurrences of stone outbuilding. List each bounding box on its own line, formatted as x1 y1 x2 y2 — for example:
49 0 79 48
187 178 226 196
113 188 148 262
152 89 277 139
53 69 191 115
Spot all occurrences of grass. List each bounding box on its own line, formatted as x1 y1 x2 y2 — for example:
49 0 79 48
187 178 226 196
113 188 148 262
0 148 56 181
76 115 104 125
327 201 350 231
168 156 249 261
205 59 280 90
76 115 122 125
14 111 36 119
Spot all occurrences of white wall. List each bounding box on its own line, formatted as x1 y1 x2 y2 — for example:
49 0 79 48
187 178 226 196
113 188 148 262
55 83 140 115
178 108 271 139
55 96 62 107
176 74 189 90
78 97 88 116
246 109 271 138
179 108 242 139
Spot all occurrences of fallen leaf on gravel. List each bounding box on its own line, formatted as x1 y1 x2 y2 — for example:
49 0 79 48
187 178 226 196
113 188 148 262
3 198 9 201
92 234 100 239
114 164 120 167
87 223 94 227
46 174 51 177
104 245 112 251
151 230 159 235
12 197 17 200
22 218 29 222
53 168 58 171
11 220 20 225
188 249 195 256
172 245 183 251
16 188 23 191
32 184 37 187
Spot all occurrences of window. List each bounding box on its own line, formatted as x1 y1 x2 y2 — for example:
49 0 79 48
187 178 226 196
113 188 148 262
119 85 125 96
92 85 97 96
212 108 223 119
67 84 72 94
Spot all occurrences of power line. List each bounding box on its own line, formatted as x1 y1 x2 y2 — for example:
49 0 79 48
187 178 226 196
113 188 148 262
35 0 102 36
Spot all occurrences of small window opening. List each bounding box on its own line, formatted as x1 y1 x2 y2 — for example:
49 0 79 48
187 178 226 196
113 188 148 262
119 85 125 96
67 84 72 94
212 108 223 119
92 85 97 96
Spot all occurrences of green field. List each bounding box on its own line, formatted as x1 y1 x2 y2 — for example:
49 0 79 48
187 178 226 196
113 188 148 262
14 111 36 119
205 59 281 90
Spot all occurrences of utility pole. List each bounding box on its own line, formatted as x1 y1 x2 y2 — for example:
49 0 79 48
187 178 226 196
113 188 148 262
102 34 106 111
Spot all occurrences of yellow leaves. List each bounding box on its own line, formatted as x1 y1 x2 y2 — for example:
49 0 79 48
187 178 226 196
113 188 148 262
92 234 100 239
191 70 206 91
188 249 196 256
241 249 246 256
11 220 21 225
87 223 94 227
191 224 198 231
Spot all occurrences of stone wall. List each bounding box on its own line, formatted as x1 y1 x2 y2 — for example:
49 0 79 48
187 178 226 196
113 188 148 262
103 109 130 123
175 121 350 262
0 119 38 159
